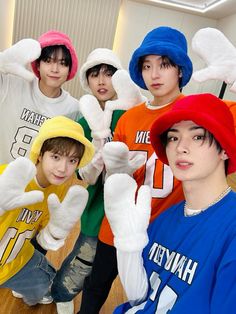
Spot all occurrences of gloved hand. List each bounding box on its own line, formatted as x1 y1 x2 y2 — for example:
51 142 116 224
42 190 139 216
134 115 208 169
78 149 104 185
102 141 146 177
0 38 41 81
192 27 236 92
79 95 112 140
0 157 44 216
104 173 151 251
105 69 147 111
37 185 88 250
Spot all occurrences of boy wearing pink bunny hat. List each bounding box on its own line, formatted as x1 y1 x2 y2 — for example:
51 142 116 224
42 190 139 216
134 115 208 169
0 30 81 164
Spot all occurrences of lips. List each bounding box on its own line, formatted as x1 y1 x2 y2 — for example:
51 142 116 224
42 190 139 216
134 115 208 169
97 88 108 94
175 160 193 170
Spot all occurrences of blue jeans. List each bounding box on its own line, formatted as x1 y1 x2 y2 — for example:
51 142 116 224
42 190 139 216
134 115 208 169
51 232 98 302
1 249 56 306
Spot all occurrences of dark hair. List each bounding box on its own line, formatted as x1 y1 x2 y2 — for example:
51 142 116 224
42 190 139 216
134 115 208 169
160 128 228 173
86 63 117 80
138 55 182 88
37 45 72 72
40 137 85 161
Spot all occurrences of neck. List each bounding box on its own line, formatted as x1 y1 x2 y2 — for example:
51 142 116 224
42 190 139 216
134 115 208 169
151 89 181 107
183 173 229 210
38 80 62 98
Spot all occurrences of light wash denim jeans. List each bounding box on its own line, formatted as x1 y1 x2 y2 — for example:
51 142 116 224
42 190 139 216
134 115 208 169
51 232 97 302
1 249 56 305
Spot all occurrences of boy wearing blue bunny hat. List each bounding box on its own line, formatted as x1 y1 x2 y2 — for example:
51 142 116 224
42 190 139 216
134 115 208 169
78 26 193 314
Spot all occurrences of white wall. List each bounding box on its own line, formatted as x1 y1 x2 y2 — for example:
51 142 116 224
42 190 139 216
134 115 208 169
113 0 235 101
0 0 15 50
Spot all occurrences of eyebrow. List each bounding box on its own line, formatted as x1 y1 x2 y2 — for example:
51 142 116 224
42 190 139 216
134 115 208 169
168 126 204 132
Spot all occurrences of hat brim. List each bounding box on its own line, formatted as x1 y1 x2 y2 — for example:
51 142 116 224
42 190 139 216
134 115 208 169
31 38 78 81
150 110 236 174
79 58 123 93
30 129 94 168
129 41 193 89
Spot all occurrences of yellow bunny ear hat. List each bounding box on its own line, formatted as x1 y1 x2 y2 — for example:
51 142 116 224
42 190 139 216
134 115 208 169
30 116 94 168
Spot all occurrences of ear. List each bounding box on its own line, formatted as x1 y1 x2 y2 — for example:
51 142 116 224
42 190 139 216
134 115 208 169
221 150 229 161
179 69 183 78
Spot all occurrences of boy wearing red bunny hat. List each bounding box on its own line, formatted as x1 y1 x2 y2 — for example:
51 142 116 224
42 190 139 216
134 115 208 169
105 93 236 313
0 30 81 164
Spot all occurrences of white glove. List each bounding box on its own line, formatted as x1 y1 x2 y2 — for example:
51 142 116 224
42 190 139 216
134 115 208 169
0 39 41 81
102 141 145 177
0 157 44 216
104 174 151 252
192 27 236 92
79 95 112 140
105 69 147 111
37 185 88 250
78 149 104 185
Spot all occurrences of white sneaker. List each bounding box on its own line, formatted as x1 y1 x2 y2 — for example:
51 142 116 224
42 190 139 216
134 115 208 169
12 290 23 298
56 301 74 314
12 290 53 304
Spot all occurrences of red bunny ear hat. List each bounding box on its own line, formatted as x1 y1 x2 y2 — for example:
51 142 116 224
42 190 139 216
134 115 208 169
150 93 236 174
31 30 78 81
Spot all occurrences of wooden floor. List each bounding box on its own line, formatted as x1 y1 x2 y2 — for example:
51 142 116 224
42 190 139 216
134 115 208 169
0 222 127 314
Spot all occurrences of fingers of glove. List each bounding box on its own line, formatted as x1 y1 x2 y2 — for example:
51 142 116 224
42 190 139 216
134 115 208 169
230 81 236 92
104 174 137 211
63 185 89 215
112 69 139 95
11 39 41 63
13 191 44 208
79 95 105 131
1 157 36 189
103 141 129 162
91 150 104 171
136 185 152 222
192 67 227 83
128 154 146 174
4 64 35 81
47 193 61 214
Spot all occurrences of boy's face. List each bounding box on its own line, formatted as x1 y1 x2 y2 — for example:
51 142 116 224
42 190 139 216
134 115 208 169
142 55 181 101
38 48 69 91
36 146 80 188
165 120 227 183
87 65 116 106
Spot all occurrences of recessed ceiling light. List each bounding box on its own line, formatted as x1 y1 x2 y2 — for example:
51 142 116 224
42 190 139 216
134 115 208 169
147 0 228 13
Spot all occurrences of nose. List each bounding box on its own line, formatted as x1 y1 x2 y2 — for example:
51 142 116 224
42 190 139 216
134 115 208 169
51 61 59 72
98 73 105 85
57 159 67 172
151 65 161 79
176 138 189 154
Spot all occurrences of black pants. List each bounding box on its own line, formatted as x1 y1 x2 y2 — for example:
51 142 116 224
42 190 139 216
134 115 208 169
78 239 118 314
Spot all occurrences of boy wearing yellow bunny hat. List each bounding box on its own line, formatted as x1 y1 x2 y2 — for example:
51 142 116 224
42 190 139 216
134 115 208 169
0 116 94 306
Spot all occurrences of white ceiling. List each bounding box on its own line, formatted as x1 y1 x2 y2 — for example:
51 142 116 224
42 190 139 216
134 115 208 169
136 0 236 19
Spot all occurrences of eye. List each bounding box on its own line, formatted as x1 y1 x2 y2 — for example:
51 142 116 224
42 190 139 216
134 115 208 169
193 134 205 141
51 153 60 160
167 135 178 142
45 57 52 64
160 61 171 69
142 64 150 70
60 60 67 66
70 158 79 164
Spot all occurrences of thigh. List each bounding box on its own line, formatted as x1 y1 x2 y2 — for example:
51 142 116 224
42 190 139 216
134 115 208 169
2 250 56 305
87 239 117 286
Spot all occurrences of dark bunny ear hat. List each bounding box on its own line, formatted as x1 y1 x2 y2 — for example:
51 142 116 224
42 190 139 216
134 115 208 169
129 26 193 89
150 93 236 174
31 30 78 81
